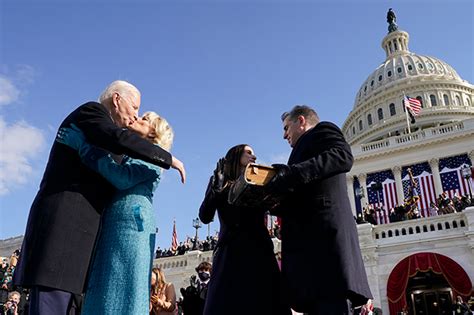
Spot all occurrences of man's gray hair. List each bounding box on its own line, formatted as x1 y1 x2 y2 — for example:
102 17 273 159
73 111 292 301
281 105 320 126
98 80 141 104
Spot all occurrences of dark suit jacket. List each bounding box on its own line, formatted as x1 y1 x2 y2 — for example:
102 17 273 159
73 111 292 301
13 102 172 294
277 122 372 311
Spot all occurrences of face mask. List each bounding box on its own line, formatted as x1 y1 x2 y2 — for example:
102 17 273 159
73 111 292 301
198 271 210 281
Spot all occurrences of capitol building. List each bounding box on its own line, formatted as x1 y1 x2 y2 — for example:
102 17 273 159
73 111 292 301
338 13 474 315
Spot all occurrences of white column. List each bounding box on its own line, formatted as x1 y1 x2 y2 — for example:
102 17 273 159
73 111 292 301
429 158 443 196
468 150 474 165
392 166 404 205
346 174 356 216
358 173 368 209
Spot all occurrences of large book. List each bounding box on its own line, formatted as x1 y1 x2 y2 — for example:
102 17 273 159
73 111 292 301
228 163 280 208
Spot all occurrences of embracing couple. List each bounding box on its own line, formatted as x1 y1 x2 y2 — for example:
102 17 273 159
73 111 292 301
13 80 185 315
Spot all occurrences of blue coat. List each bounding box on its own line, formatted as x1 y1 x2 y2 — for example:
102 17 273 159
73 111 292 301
14 102 172 294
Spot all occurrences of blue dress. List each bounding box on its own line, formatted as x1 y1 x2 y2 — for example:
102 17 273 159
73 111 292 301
81 154 162 315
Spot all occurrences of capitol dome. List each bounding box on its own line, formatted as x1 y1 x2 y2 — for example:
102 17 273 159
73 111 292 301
342 27 474 146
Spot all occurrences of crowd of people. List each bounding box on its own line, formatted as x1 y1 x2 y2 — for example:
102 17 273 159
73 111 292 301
155 236 219 258
356 193 472 225
1 250 26 315
156 220 284 259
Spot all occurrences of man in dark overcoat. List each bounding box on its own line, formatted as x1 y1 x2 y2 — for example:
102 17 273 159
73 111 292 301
13 80 186 315
268 105 372 314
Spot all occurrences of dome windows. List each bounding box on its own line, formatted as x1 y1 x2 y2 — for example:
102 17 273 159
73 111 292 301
389 103 396 116
417 63 424 70
359 120 363 131
416 96 424 108
466 98 472 107
379 75 383 81
443 94 450 106
377 108 384 120
397 67 402 74
367 114 373 125
364 86 367 92
371 80 374 87
428 62 434 71
352 126 356 135
408 64 413 71
388 70 392 77
455 95 461 106
430 95 437 106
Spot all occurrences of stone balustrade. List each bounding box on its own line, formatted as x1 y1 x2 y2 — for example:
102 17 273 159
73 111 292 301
354 119 472 156
360 207 474 247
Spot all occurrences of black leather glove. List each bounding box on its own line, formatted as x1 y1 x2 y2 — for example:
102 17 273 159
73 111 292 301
211 157 226 192
266 164 294 195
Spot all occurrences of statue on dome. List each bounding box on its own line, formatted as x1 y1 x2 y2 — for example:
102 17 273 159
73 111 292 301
387 8 398 33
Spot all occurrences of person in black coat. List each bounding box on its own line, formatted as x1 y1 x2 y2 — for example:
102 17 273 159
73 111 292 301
13 80 186 315
268 105 372 314
199 144 291 315
180 262 212 315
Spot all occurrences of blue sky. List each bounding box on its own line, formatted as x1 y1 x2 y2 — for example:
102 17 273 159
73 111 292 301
1 0 472 249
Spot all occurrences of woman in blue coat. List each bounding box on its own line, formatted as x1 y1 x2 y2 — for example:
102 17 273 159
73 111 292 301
56 112 175 314
199 144 291 315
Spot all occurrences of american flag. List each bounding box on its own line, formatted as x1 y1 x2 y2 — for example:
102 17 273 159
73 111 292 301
171 220 178 253
403 95 422 116
366 170 399 224
402 162 436 217
439 155 472 198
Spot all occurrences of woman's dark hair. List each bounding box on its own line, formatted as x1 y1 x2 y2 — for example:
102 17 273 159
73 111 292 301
223 144 249 183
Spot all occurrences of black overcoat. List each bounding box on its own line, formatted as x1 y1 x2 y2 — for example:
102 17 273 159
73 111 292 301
13 102 172 294
199 180 290 315
277 121 372 311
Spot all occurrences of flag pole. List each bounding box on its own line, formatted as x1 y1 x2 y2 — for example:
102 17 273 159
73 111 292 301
403 92 412 134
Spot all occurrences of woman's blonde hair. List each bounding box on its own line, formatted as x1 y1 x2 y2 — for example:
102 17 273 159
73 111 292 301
142 111 174 151
151 267 167 295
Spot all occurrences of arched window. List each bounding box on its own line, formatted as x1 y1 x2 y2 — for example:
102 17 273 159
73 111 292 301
443 94 450 106
466 98 472 107
416 96 424 108
430 94 437 106
455 95 461 106
367 114 372 125
389 103 396 116
359 120 363 131
352 126 356 135
378 108 384 120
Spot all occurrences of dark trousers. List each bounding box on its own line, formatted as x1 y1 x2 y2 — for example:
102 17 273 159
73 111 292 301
304 298 353 315
28 286 81 315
